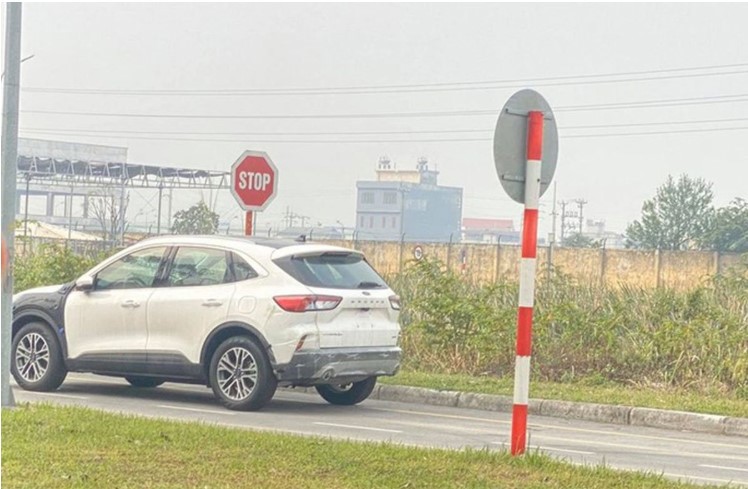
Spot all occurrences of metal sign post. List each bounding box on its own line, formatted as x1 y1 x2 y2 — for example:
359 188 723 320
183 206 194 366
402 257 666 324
493 89 558 455
245 211 254 236
1 2 23 408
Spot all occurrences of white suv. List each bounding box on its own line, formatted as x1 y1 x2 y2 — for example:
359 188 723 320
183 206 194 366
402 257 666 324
11 236 402 411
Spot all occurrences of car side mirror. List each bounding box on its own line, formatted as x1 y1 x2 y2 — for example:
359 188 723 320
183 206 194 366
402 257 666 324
75 275 94 292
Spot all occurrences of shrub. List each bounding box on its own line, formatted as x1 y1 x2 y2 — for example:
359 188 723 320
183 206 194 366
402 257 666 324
390 257 748 393
13 245 104 293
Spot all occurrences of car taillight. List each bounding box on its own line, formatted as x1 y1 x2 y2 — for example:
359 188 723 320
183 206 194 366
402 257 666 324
389 295 401 310
273 295 342 313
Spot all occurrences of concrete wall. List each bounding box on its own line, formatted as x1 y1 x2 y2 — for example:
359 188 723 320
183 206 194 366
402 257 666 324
319 239 746 290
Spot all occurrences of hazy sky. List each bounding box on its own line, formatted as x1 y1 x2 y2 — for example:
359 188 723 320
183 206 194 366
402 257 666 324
5 3 748 237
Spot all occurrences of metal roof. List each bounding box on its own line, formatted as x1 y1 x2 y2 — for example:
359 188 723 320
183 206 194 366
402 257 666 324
17 155 230 189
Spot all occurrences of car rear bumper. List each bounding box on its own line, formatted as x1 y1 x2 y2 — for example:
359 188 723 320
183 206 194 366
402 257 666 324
275 346 401 385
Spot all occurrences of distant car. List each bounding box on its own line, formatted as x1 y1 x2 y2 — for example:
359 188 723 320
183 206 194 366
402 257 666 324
11 236 402 411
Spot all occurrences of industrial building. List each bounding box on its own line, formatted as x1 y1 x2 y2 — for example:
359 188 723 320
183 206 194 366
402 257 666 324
355 157 463 242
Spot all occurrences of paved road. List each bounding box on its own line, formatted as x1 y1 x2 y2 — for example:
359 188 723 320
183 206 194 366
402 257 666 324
11 373 748 487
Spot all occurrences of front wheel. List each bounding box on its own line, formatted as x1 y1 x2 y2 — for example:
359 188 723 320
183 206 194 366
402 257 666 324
11 322 68 392
315 377 377 406
209 336 277 411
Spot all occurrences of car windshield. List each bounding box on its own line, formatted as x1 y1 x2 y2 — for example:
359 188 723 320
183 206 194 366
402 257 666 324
274 252 386 289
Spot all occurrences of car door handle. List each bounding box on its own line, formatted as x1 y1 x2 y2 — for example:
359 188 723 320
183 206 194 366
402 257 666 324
121 300 141 308
202 299 223 307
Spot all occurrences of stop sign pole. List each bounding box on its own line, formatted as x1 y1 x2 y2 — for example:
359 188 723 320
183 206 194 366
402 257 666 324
493 90 558 456
230 150 278 236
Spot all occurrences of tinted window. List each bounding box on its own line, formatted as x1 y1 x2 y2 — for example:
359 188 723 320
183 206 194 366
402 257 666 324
275 253 386 289
230 253 259 281
95 247 167 290
167 247 229 287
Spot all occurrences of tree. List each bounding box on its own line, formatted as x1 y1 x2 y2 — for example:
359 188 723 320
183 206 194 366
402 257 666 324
625 175 714 251
562 233 599 248
89 189 128 243
171 200 219 235
702 198 748 253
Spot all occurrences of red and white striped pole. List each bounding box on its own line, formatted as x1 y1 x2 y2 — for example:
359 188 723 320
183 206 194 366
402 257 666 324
510 110 544 456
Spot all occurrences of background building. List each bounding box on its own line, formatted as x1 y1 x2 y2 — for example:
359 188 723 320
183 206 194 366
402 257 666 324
462 217 518 244
355 157 462 242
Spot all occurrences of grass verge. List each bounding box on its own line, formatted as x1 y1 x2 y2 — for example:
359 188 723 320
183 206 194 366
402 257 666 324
380 371 748 419
2 404 703 489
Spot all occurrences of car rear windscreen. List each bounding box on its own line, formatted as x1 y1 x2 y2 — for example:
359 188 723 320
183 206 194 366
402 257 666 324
274 252 387 289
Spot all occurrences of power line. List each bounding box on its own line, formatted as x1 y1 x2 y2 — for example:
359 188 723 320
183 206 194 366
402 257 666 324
20 93 748 120
19 62 748 96
20 125 748 144
20 116 748 137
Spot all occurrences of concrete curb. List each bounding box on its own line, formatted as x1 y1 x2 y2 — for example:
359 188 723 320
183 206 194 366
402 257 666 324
369 384 748 438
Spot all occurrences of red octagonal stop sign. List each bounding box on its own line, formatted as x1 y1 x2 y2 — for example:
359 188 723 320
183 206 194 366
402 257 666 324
230 150 278 211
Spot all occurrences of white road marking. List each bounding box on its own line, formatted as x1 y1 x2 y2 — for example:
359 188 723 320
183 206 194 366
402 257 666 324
369 407 748 451
19 391 88 400
699 464 748 473
533 445 596 455
535 434 748 463
157 404 235 416
314 422 402 434
662 472 747 485
491 441 595 456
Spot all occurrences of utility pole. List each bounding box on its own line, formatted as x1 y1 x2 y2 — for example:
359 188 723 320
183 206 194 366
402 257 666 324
575 199 587 237
559 201 567 244
2 2 23 408
550 181 557 245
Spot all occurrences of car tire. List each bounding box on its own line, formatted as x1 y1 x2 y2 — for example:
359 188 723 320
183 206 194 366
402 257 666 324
125 376 165 388
315 377 377 406
11 322 68 392
209 336 277 411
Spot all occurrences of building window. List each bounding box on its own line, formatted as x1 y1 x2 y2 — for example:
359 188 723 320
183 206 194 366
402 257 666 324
360 216 365 228
382 216 386 228
361 192 374 204
383 192 397 205
392 216 397 229
369 216 374 228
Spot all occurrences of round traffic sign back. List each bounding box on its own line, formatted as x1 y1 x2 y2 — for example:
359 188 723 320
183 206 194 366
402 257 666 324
493 89 558 204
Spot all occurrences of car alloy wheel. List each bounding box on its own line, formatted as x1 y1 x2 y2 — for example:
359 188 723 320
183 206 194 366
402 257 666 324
216 346 259 401
15 332 50 383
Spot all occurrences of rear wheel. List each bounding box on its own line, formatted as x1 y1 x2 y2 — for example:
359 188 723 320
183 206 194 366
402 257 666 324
315 377 377 406
11 322 67 392
125 376 165 388
209 336 277 411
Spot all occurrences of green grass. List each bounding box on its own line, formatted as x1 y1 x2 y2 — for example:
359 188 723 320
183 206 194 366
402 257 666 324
381 370 748 419
2 404 702 489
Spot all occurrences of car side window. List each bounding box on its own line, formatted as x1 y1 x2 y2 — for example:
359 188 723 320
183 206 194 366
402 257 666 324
167 247 230 287
95 247 167 290
229 253 259 281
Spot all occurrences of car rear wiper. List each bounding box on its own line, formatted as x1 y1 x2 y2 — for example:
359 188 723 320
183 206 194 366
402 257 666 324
356 281 384 289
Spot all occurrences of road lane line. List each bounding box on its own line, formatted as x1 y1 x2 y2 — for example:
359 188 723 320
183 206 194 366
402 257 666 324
699 464 748 473
534 446 595 455
314 422 402 434
491 441 595 455
534 434 748 463
368 407 748 451
157 404 236 416
662 472 746 485
19 391 89 400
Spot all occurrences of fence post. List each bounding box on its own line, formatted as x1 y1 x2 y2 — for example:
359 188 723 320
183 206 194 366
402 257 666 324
654 249 662 288
713 251 720 276
398 233 406 274
494 236 502 283
446 233 454 271
599 239 607 288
